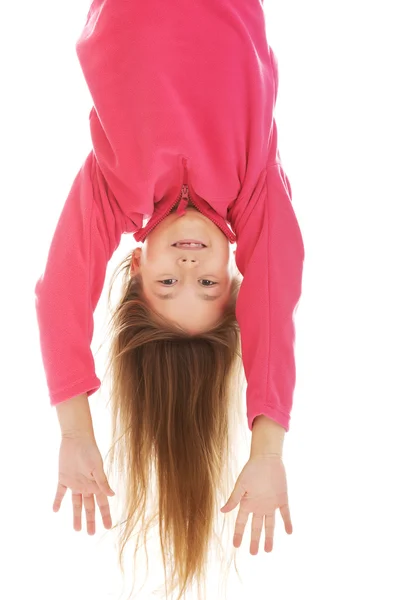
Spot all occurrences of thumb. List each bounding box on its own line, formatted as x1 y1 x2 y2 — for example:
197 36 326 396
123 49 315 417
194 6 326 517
220 480 245 513
92 467 115 497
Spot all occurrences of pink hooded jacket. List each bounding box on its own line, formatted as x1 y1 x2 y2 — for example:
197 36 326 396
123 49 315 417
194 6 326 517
34 0 305 432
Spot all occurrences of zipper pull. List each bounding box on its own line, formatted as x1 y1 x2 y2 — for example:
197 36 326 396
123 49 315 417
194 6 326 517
176 184 189 216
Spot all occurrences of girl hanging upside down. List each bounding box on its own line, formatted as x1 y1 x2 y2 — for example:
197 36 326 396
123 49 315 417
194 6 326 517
34 1 305 599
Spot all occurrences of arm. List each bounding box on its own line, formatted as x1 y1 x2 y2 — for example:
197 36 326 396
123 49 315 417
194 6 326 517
56 393 94 438
250 415 285 457
34 150 136 406
232 160 305 435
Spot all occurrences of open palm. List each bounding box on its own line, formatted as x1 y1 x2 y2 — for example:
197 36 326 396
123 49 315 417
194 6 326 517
220 454 293 554
53 435 115 535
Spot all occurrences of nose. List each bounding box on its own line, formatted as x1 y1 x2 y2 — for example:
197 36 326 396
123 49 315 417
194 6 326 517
177 256 199 267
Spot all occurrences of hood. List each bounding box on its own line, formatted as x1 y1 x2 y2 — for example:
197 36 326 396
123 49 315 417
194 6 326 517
133 156 237 244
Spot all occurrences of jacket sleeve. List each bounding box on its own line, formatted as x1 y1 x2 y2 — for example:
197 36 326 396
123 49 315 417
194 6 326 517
233 162 305 432
34 150 138 405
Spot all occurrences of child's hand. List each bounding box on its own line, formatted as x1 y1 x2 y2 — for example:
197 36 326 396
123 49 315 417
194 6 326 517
53 434 115 535
220 454 292 554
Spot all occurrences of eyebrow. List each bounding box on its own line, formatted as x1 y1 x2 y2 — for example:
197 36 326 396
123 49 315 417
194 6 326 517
152 292 223 302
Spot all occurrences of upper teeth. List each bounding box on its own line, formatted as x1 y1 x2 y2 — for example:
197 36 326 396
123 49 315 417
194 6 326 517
176 243 204 247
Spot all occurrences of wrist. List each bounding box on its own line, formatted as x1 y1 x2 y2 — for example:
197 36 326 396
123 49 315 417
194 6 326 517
250 415 285 458
56 393 95 439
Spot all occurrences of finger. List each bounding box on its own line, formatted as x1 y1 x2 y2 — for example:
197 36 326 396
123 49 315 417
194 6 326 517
264 510 275 552
72 492 83 532
233 506 250 548
82 493 96 536
249 513 264 556
279 502 293 534
221 478 246 513
53 482 67 512
95 493 113 530
92 467 115 497
84 479 103 495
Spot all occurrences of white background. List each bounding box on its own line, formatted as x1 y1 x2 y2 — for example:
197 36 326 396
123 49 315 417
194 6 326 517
1 1 399 598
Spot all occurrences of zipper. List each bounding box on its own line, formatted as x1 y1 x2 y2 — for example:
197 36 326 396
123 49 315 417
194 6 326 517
136 157 236 242
134 158 190 241
136 192 183 242
180 158 235 241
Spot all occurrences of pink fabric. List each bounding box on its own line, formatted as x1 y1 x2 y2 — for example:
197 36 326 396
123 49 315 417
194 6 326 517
34 0 304 432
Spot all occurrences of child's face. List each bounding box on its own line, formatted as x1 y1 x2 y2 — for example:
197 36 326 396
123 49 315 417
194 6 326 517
130 207 236 334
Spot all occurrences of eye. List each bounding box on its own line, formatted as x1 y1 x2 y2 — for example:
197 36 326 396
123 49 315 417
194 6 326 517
157 279 217 286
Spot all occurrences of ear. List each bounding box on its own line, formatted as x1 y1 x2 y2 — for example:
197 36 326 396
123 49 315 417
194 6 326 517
130 247 142 277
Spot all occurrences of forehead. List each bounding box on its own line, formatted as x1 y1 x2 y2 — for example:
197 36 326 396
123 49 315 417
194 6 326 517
142 288 227 332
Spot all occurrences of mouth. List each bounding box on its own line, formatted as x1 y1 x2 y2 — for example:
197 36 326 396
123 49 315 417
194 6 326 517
172 240 207 249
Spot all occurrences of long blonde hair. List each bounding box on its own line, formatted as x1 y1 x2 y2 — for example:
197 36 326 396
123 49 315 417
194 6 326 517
101 249 247 600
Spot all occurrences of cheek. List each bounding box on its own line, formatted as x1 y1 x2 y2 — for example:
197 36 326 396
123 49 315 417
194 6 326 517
143 234 166 261
146 249 170 268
